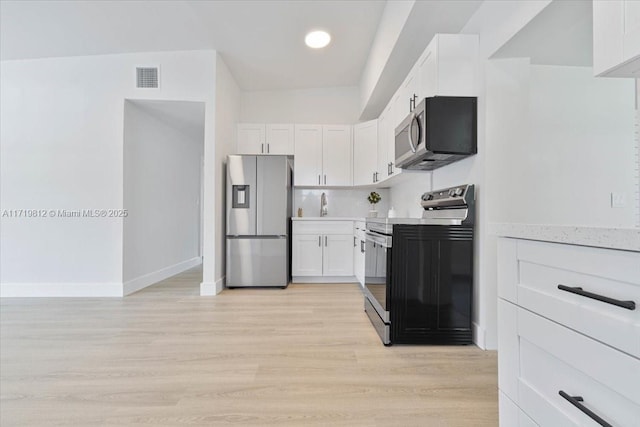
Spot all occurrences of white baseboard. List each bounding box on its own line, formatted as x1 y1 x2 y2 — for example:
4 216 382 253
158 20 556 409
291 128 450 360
0 282 123 298
124 257 202 296
292 276 359 284
200 276 223 296
473 322 486 350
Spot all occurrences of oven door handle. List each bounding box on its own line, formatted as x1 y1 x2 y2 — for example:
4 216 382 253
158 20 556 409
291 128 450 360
365 231 392 248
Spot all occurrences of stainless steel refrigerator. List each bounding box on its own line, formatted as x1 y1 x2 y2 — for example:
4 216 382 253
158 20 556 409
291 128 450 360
226 155 292 288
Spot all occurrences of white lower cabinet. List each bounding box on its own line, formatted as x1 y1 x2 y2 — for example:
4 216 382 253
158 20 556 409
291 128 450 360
497 238 640 427
292 221 355 282
353 221 366 286
323 235 354 276
291 234 323 276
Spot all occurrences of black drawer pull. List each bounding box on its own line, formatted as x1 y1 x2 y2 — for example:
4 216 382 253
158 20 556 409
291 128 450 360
557 284 636 311
559 391 612 427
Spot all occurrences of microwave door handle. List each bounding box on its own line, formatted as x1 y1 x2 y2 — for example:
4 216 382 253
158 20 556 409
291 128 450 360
408 111 417 153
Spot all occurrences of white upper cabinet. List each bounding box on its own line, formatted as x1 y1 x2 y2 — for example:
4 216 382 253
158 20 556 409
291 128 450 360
265 124 295 154
396 63 420 119
353 119 378 186
377 104 396 181
294 125 352 187
294 125 323 186
237 123 265 154
417 33 479 100
322 125 352 186
593 0 640 77
237 123 294 155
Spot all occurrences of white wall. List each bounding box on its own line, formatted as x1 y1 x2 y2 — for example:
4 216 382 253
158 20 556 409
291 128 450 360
495 65 636 226
294 188 390 219
123 100 204 295
240 86 360 124
387 173 432 218
0 50 217 297
207 54 241 295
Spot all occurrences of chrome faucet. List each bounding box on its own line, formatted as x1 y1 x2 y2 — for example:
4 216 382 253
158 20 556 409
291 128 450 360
320 192 328 217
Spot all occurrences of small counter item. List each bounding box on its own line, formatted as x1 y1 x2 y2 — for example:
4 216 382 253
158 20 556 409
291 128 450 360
297 208 303 217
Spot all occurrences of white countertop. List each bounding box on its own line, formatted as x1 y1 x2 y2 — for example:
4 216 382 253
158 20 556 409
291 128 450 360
292 217 366 221
491 223 640 252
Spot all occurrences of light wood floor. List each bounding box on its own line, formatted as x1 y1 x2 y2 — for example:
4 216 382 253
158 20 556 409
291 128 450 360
1 267 498 426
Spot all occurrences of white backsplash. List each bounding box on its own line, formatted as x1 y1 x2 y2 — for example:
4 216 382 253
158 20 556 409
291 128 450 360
294 188 390 218
388 173 433 218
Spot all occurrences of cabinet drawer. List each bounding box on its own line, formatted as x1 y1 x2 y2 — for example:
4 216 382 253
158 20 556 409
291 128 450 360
517 308 640 427
293 221 353 235
516 240 640 357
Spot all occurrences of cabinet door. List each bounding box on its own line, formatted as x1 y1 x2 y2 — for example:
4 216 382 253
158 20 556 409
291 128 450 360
322 125 352 186
418 40 438 98
353 236 365 286
294 125 323 186
323 234 354 276
385 104 396 175
266 124 294 155
353 120 378 186
377 109 389 180
292 234 323 276
237 124 266 154
403 64 420 111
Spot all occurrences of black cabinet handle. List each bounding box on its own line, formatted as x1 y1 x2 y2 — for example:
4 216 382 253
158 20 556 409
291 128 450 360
559 391 612 427
558 284 636 311
353 236 356 247
360 240 364 253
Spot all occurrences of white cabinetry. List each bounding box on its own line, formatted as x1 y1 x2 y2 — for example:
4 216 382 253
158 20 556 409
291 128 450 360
294 125 352 187
593 0 640 77
322 126 352 186
353 221 366 286
237 123 294 155
353 120 378 185
376 107 392 181
377 33 479 179
395 64 419 120
292 234 324 276
292 221 355 282
497 238 640 427
293 125 323 186
417 34 478 99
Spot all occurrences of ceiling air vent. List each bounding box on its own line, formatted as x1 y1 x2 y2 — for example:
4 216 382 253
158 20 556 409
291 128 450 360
136 67 159 89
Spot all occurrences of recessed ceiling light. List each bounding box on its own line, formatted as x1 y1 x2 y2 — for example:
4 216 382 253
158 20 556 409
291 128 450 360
305 30 331 49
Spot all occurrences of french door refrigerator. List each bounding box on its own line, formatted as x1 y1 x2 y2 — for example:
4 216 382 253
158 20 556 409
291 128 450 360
226 155 292 288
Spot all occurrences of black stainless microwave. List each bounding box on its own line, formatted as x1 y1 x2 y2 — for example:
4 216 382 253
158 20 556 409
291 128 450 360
394 96 477 171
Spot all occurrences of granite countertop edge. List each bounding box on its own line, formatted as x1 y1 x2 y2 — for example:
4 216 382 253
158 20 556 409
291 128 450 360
490 223 640 252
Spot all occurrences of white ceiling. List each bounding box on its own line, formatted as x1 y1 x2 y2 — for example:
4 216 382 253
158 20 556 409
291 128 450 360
0 0 386 91
492 0 593 67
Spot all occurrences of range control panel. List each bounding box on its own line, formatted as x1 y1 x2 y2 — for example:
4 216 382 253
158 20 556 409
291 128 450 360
421 184 474 210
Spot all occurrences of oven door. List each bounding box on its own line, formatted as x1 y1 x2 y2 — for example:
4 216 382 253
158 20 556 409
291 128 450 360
364 230 391 323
